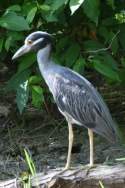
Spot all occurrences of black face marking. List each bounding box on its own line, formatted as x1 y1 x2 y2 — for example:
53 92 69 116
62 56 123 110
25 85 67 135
26 32 52 51
28 33 51 42
33 38 50 51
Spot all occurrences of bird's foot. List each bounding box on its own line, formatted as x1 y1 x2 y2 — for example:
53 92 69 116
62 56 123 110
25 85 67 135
82 163 97 175
54 165 72 177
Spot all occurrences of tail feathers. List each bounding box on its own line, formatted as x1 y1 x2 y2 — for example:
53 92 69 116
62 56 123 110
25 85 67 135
93 116 119 144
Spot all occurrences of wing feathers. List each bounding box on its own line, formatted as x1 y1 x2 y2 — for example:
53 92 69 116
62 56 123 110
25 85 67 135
49 67 117 143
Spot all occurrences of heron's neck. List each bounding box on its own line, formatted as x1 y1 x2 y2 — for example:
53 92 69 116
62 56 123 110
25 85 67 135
37 44 52 72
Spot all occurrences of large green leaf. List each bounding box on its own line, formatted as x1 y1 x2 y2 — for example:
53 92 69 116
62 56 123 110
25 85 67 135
0 12 30 31
96 53 118 70
83 0 100 24
16 80 29 114
42 0 68 22
51 0 68 12
5 31 24 51
84 40 104 51
93 60 120 81
26 7 37 24
39 4 50 11
73 57 86 73
18 53 36 73
43 11 58 22
7 5 21 12
22 2 37 16
6 69 31 113
29 75 42 85
70 0 85 15
6 69 31 91
64 43 80 67
31 85 44 108
5 36 12 51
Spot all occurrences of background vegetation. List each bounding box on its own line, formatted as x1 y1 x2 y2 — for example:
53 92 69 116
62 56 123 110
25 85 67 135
0 0 125 114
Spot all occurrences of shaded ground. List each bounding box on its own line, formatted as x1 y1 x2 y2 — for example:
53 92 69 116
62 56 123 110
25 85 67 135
0 65 125 180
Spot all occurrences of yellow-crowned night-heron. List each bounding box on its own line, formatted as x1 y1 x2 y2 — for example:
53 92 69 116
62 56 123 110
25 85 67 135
12 31 117 169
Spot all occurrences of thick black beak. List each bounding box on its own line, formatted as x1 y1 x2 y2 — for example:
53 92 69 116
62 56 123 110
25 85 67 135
12 44 31 60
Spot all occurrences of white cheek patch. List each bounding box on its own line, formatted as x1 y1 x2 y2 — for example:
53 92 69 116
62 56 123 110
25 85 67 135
33 38 44 45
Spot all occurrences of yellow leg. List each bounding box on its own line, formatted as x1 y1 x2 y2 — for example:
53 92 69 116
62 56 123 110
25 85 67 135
64 122 73 170
88 129 94 167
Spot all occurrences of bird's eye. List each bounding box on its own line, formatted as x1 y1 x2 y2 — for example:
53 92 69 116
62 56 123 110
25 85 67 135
27 40 33 45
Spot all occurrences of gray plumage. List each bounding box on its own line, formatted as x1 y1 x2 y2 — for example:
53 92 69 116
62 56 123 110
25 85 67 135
39 58 117 143
36 40 117 144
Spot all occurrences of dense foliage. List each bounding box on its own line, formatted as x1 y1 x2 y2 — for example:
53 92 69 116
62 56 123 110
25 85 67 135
0 0 125 113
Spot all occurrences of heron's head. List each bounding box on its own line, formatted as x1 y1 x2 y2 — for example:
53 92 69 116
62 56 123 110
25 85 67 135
12 31 52 60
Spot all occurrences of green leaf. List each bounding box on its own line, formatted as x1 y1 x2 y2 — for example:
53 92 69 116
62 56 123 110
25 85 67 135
56 37 69 54
26 7 37 24
73 57 86 73
109 32 118 54
42 0 68 22
43 12 58 22
84 40 104 51
98 26 109 42
7 5 21 12
83 0 100 24
83 40 105 52
24 149 36 176
5 31 24 51
6 69 31 91
16 79 29 114
6 69 31 113
51 0 68 12
93 60 120 81
97 53 118 70
64 43 80 67
70 0 85 15
5 36 12 51
99 181 105 188
39 5 50 11
18 53 36 73
0 12 30 31
22 2 37 16
29 75 42 85
32 85 44 108
7 31 24 41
